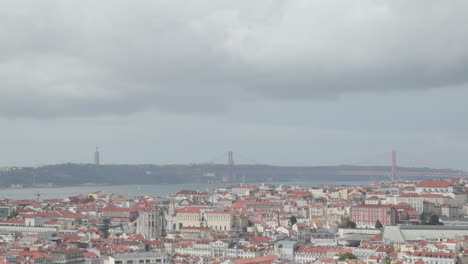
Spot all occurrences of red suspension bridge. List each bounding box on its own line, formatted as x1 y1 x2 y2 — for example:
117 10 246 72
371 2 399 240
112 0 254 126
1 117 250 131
209 150 468 183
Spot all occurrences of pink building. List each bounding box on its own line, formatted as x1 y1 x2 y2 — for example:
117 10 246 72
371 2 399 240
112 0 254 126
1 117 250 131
351 205 396 228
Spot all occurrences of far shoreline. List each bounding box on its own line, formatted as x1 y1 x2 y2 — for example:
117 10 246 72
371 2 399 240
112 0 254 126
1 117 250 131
0 179 375 191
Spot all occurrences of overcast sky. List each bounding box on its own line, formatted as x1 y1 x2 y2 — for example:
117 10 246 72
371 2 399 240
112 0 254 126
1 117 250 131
1 1 468 169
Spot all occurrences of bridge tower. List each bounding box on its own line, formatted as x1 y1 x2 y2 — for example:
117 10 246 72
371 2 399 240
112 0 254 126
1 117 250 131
222 151 234 183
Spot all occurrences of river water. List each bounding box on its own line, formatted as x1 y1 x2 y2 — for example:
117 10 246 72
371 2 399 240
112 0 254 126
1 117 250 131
0 180 371 200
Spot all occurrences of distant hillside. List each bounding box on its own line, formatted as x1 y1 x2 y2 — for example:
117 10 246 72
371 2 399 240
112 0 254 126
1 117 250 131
0 163 462 188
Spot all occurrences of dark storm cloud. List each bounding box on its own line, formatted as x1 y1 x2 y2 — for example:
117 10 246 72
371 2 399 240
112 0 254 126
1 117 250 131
1 0 468 117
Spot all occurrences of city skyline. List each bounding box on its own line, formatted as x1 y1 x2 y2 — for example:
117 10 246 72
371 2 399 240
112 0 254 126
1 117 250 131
0 178 466 263
0 1 466 263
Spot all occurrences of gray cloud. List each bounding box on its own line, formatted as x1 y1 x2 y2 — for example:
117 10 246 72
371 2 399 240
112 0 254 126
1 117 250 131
1 0 468 117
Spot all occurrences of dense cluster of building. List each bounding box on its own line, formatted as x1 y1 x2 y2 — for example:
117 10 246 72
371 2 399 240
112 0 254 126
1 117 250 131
0 178 467 264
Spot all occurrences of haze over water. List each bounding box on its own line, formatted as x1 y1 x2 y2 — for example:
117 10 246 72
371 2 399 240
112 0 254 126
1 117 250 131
0 180 372 200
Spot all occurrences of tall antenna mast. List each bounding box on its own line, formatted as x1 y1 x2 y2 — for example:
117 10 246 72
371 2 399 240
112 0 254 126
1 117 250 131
391 150 397 182
94 147 101 166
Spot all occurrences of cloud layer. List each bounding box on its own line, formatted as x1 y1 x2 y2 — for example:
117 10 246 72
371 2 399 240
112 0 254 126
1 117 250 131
1 0 468 117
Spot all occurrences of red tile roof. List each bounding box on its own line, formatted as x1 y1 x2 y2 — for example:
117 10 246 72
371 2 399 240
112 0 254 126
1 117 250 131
176 207 203 214
417 180 453 188
232 255 278 264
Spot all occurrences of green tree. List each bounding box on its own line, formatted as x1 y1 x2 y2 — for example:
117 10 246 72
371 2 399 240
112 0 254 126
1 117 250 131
375 219 383 229
289 215 297 226
338 253 357 261
8 210 19 219
342 218 357 228
429 214 443 225
305 193 314 200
